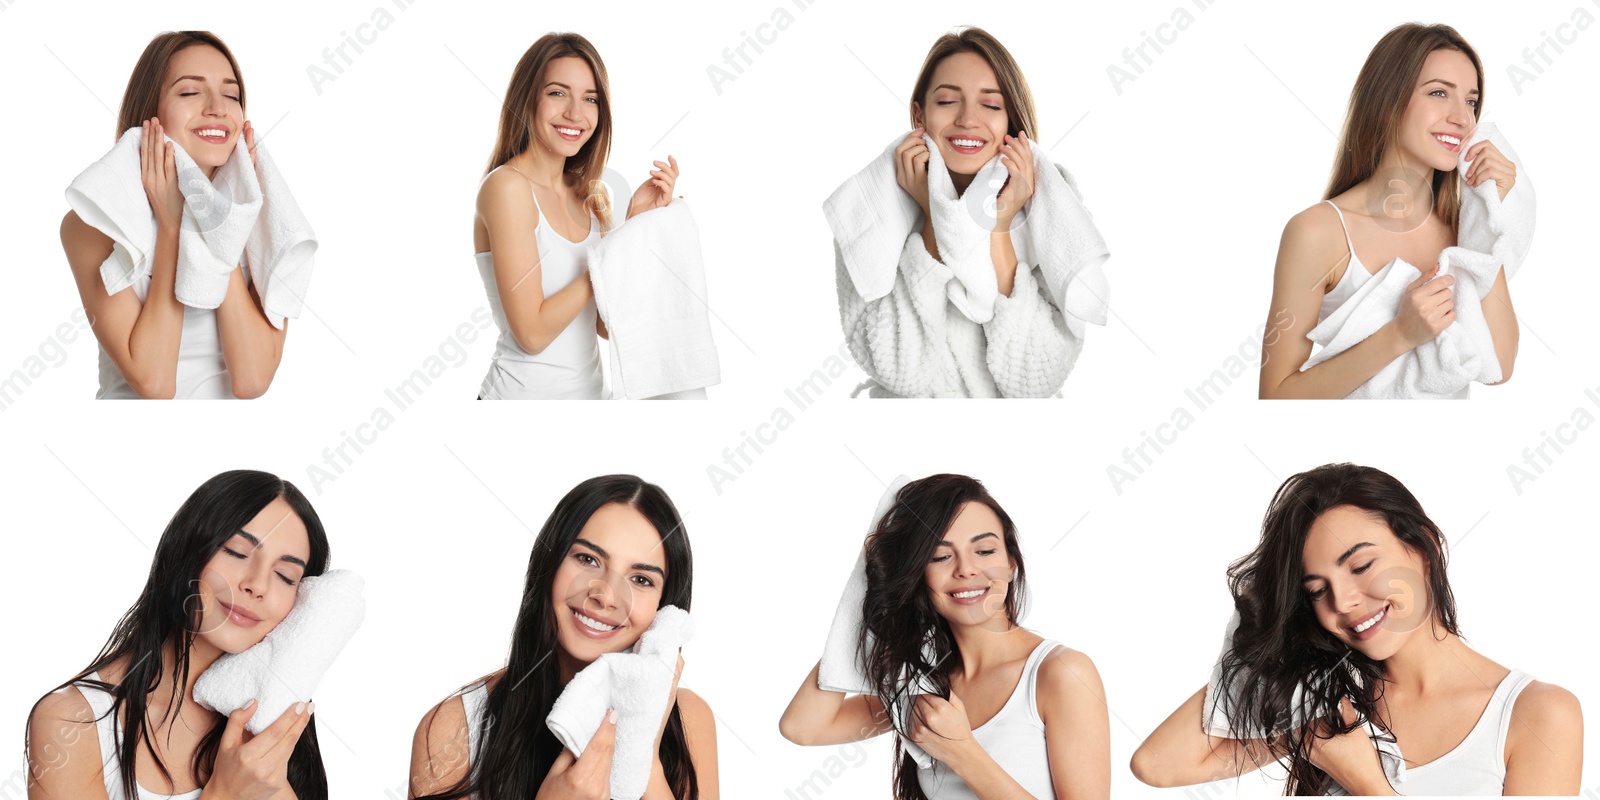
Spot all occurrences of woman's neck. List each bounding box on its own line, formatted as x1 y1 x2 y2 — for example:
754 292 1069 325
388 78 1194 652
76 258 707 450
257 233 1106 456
947 614 1027 679
148 636 225 708
1379 625 1477 694
511 140 569 190
1356 148 1438 225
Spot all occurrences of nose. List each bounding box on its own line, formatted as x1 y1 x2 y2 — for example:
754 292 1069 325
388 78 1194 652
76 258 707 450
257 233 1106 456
582 569 628 613
1447 97 1474 129
239 557 273 601
1330 577 1365 618
951 552 980 580
203 90 228 117
955 100 980 130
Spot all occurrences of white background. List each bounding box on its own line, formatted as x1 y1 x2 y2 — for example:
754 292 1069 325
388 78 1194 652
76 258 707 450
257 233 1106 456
2 0 1597 797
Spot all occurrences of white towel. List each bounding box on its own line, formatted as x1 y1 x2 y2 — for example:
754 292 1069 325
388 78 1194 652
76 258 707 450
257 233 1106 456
1201 610 1406 791
193 570 365 734
587 200 720 400
65 127 317 330
824 132 1111 336
1301 122 1533 398
546 605 693 800
817 475 943 770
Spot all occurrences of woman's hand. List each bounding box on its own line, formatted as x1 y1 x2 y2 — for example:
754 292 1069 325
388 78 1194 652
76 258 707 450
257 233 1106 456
908 691 977 768
894 128 932 217
536 709 618 800
1390 264 1456 349
1464 139 1516 202
994 131 1035 231
204 699 313 800
626 155 679 220
141 118 185 232
1303 699 1396 795
243 119 257 164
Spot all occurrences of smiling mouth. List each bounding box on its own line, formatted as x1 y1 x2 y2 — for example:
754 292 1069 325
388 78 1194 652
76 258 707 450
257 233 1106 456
1432 132 1462 152
218 600 261 627
948 136 987 152
1348 603 1389 637
193 126 230 144
570 607 622 636
947 586 990 605
554 125 584 141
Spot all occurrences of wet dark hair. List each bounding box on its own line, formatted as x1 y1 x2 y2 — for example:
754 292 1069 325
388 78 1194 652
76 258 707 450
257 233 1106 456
418 474 698 800
27 470 331 800
1214 463 1457 794
860 474 1028 800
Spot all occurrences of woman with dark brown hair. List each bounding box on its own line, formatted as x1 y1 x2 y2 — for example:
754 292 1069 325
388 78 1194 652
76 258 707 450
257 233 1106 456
1259 23 1521 399
61 31 298 399
473 32 679 400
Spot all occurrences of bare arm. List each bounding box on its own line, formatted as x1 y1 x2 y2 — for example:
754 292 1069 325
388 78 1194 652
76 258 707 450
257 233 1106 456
778 661 895 746
478 170 595 356
1502 681 1582 795
27 689 112 800
214 269 287 399
62 212 184 399
1129 686 1272 788
1037 648 1110 800
1258 206 1441 399
408 695 472 799
1480 265 1519 384
672 688 719 799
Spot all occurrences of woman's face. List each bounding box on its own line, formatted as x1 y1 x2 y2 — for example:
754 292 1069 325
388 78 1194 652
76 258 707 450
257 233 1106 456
1394 48 1479 173
194 497 311 654
156 45 244 172
913 51 1011 176
550 502 667 664
924 501 1015 627
1301 505 1433 661
530 56 600 161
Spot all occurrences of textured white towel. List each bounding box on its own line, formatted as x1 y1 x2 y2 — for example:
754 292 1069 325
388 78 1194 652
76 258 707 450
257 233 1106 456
1301 122 1532 398
546 605 694 800
817 475 942 770
65 127 317 330
1201 610 1406 790
193 570 365 734
824 132 1110 336
587 200 720 400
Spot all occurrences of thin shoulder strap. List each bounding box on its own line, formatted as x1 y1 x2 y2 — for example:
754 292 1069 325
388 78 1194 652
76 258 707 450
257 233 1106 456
72 677 126 797
1024 639 1065 728
1324 200 1358 260
502 163 545 219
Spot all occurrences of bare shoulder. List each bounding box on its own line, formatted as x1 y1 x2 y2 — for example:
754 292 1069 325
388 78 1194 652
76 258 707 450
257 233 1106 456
1510 680 1582 737
27 684 105 791
29 684 98 736
1280 201 1346 254
413 670 501 753
676 686 715 729
477 166 536 218
1036 645 1104 702
60 210 113 274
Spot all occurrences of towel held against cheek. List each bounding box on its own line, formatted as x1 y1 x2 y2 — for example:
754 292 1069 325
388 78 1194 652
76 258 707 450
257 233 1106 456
1202 610 1408 791
817 474 944 770
64 127 318 330
1300 121 1533 398
546 605 694 800
586 199 721 400
823 132 1111 337
193 570 365 734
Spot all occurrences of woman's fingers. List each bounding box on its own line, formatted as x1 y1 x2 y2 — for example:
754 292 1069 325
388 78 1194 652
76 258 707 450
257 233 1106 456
263 701 314 764
219 699 257 751
244 701 311 759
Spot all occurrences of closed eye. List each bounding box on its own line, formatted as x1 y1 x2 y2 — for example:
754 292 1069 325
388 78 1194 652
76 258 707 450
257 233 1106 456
1307 586 1328 602
222 547 247 559
1352 559 1376 575
276 572 297 587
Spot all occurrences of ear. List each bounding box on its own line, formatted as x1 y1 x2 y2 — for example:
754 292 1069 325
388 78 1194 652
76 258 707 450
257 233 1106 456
910 101 924 129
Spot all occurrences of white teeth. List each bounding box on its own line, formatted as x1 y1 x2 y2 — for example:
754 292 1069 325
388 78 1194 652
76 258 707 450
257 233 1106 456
556 127 582 136
574 610 619 631
1435 134 1461 146
951 138 984 148
196 129 226 138
951 588 986 599
1353 605 1387 633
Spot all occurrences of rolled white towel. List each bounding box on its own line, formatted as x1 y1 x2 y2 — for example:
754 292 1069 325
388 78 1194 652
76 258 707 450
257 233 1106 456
546 605 694 800
194 569 366 734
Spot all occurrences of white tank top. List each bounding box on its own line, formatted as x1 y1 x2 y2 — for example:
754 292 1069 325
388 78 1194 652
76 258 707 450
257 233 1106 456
476 173 603 400
1318 200 1468 399
1327 668 1536 796
71 672 204 800
95 274 232 399
916 639 1061 800
461 678 491 768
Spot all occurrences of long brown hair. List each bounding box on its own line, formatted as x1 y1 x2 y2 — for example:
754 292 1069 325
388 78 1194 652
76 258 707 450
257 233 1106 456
117 31 245 140
1324 23 1483 232
486 33 614 231
908 26 1039 142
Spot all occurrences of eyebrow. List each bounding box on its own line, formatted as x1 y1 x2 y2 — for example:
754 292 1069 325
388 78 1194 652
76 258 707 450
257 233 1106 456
170 75 240 87
932 83 1003 96
1422 77 1479 95
573 537 666 577
232 530 308 569
543 81 599 95
1301 542 1374 582
936 531 1000 547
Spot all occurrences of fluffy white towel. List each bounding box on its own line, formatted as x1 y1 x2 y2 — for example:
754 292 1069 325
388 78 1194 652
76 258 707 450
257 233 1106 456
65 127 317 330
817 475 943 770
824 132 1110 337
587 200 720 400
193 570 366 734
1301 122 1532 398
1201 610 1406 790
546 605 694 800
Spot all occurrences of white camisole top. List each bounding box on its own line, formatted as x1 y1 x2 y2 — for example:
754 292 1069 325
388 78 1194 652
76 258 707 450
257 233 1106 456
916 639 1062 800
95 274 232 399
71 672 204 800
